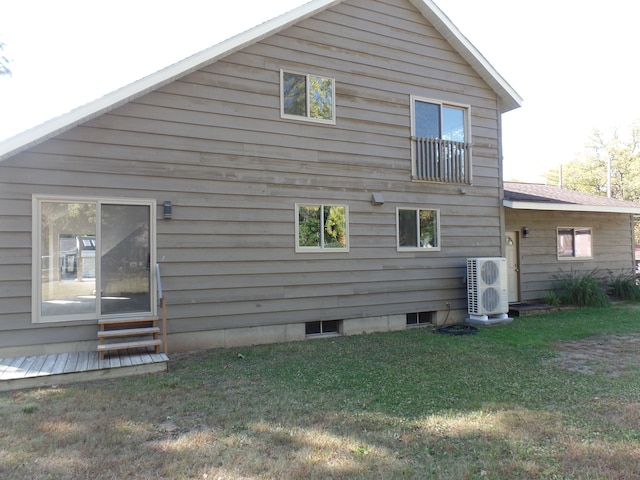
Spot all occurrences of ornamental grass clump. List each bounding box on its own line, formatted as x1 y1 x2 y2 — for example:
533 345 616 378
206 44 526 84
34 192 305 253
609 273 640 301
553 271 610 307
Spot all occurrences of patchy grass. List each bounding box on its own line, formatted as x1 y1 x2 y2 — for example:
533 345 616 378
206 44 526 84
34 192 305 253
2 304 640 479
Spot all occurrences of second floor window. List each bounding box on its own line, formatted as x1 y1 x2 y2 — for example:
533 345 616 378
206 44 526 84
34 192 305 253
411 96 471 184
281 70 335 124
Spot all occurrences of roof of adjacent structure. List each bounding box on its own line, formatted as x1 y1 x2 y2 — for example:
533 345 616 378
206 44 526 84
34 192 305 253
504 182 640 214
0 0 522 163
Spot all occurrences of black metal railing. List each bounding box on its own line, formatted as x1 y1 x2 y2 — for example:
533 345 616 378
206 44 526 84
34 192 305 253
413 137 471 183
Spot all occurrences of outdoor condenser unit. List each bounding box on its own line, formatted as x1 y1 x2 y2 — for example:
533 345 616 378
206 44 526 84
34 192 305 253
466 257 511 324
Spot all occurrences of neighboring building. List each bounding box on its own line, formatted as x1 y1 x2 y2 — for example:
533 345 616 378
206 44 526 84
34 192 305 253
503 182 640 303
0 0 522 357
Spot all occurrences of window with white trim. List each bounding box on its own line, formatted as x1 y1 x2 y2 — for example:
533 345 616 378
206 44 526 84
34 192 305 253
397 208 440 251
295 204 348 252
32 196 155 323
281 70 335 124
411 96 471 183
557 227 592 259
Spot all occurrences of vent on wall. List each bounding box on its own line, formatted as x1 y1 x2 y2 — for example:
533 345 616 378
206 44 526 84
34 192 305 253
466 257 512 325
406 311 433 326
306 320 341 336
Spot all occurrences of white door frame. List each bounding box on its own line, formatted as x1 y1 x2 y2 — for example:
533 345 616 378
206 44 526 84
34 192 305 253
505 231 520 303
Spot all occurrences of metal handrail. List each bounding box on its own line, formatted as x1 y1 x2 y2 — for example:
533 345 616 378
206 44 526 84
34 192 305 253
156 264 167 354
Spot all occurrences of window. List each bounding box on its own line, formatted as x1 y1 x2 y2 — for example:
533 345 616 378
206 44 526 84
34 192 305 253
406 311 433 326
411 96 470 183
281 70 335 124
397 208 440 251
306 320 341 336
296 204 348 252
33 196 155 323
557 227 592 259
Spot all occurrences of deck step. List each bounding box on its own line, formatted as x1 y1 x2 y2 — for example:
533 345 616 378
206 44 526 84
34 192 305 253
98 327 160 338
99 317 157 327
98 339 162 352
98 317 163 359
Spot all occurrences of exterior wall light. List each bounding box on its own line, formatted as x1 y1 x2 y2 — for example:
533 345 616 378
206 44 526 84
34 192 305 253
522 226 529 238
163 201 172 219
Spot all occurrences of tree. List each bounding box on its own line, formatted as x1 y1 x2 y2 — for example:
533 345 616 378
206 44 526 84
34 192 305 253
544 122 640 203
544 121 640 243
0 41 10 76
324 205 346 247
309 75 333 121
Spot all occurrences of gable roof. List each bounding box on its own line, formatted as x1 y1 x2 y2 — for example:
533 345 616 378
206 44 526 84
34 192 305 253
504 182 640 214
0 0 522 163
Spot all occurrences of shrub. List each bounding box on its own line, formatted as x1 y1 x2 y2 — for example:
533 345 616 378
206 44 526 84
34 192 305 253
553 271 610 307
609 273 640 301
543 291 561 306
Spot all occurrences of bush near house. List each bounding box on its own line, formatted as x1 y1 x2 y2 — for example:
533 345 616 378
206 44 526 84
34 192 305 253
549 270 640 307
609 273 640 301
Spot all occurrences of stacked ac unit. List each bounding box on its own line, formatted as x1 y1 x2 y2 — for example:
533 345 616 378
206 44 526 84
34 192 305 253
466 257 511 325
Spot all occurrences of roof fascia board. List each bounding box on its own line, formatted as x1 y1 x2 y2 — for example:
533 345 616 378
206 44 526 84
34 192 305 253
411 0 522 112
0 0 341 162
504 200 640 215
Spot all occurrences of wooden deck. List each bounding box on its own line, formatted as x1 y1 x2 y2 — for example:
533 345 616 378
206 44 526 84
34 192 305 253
0 349 169 392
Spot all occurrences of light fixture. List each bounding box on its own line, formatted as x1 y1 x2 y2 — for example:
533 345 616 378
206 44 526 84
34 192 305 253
371 192 384 206
522 226 529 238
163 201 172 219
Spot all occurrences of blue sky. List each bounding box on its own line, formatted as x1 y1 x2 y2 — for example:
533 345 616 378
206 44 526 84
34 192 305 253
1 0 638 182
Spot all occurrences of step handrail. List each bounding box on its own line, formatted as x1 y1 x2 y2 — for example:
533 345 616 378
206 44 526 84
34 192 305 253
156 264 168 354
156 263 163 302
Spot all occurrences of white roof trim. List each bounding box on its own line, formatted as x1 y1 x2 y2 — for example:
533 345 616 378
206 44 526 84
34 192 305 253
0 0 340 162
504 200 640 215
411 0 522 112
0 0 521 162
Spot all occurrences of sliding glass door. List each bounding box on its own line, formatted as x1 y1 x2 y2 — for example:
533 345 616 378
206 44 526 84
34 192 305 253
35 197 154 322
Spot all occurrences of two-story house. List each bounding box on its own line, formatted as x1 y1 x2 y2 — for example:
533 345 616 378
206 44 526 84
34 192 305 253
0 0 522 357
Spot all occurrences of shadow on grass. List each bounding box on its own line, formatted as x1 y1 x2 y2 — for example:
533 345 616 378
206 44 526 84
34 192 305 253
3 305 640 479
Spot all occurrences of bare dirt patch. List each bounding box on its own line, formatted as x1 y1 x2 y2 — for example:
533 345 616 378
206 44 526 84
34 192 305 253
551 333 640 376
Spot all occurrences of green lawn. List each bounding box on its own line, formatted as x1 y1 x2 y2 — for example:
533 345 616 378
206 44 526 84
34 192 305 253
2 304 640 479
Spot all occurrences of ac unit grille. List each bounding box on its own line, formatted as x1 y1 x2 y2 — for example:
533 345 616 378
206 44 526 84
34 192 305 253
482 287 500 312
481 260 499 285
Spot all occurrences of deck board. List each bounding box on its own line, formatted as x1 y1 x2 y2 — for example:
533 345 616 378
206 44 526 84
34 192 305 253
76 351 90 372
51 354 69 375
65 352 79 373
0 350 168 392
39 355 59 376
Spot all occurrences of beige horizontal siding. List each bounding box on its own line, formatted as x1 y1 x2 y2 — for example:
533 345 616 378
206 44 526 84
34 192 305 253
0 0 505 352
506 209 635 301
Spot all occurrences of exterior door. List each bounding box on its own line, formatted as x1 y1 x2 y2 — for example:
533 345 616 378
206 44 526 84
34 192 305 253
505 231 520 303
35 197 154 322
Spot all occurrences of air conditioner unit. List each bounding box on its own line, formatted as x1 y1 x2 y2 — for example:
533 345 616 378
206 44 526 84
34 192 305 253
466 257 511 325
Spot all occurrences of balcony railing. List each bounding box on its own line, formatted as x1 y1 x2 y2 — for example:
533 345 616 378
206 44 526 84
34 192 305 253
412 137 471 184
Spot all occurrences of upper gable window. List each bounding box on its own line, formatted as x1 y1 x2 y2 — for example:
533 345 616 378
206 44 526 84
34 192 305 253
281 70 335 124
411 96 471 184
